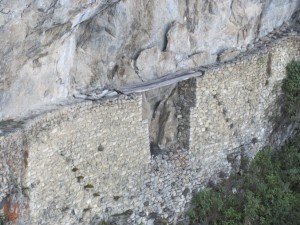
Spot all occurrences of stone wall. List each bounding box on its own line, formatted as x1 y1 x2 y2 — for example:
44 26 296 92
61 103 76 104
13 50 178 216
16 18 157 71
25 96 150 224
0 34 299 225
178 35 300 184
0 96 151 224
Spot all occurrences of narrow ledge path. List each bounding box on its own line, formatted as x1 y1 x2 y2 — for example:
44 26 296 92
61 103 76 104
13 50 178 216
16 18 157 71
118 69 204 94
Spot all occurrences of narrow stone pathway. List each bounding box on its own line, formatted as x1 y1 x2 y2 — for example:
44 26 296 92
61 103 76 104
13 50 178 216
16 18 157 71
119 69 204 94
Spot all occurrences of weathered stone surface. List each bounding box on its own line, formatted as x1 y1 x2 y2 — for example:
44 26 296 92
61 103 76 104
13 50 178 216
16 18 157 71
0 0 299 118
259 0 300 37
136 48 176 81
166 22 192 58
177 51 217 69
218 48 241 62
143 84 178 149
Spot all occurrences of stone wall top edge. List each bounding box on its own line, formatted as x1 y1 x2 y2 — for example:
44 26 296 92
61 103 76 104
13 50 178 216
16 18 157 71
25 94 142 125
0 94 142 137
196 33 300 79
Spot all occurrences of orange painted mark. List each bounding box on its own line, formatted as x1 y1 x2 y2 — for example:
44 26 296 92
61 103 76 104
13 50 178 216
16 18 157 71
3 200 21 223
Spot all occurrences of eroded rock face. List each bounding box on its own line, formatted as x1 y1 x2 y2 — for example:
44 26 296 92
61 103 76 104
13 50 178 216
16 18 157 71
136 47 176 81
0 0 299 118
142 85 178 149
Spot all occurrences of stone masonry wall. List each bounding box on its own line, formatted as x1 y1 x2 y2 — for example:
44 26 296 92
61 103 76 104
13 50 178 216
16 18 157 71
0 33 299 225
26 96 150 224
178 35 300 184
0 95 151 224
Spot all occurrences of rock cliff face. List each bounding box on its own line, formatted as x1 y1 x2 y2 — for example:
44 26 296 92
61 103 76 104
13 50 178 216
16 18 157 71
0 0 299 118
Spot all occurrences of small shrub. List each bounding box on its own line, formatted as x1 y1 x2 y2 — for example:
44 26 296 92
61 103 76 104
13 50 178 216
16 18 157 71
98 144 104 152
113 196 121 201
282 60 300 117
72 167 79 172
77 176 84 182
188 133 300 225
83 207 92 212
0 119 14 127
84 184 94 189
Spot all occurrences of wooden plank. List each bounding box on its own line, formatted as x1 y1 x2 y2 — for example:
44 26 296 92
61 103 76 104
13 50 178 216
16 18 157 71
119 70 204 94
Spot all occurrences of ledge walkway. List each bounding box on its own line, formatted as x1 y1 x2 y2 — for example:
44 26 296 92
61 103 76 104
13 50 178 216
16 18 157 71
118 69 204 94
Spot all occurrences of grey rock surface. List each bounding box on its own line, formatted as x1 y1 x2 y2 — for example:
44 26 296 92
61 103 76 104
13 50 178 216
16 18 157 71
0 0 299 118
143 84 178 149
218 48 241 62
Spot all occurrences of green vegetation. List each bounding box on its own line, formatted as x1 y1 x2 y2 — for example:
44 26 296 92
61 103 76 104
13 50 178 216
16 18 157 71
188 133 300 225
188 61 300 225
0 119 14 127
93 192 100 197
84 184 94 189
98 222 115 225
98 144 104 152
0 119 24 131
113 196 121 201
282 60 300 118
83 207 92 212
77 176 84 182
0 215 6 225
71 167 79 172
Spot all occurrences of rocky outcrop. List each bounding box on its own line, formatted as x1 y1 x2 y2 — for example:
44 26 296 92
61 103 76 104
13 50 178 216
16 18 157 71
143 84 179 149
0 0 299 118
